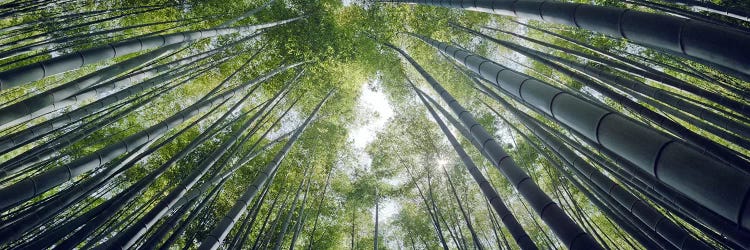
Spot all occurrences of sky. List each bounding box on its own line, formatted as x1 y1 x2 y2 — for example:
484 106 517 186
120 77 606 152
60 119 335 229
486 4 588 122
345 75 402 242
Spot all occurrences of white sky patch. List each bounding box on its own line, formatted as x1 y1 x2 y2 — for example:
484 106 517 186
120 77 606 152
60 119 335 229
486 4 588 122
350 78 394 149
346 76 399 225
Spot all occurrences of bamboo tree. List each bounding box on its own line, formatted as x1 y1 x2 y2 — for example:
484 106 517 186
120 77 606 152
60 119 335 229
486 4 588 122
482 23 749 117
473 75 750 248
0 16 303 90
0 42 185 129
401 158 449 250
219 0 276 28
374 187 380 250
385 0 750 79
289 168 312 250
427 162 462 249
0 56 235 175
97 74 297 250
307 163 336 250
261 190 293 249
452 23 750 170
412 85 537 249
0 31 260 129
0 62 300 212
0 15 215 61
0 5 170 52
657 0 750 23
389 41 599 249
251 186 286 250
273 166 310 250
491 93 710 249
0 99 246 247
477 24 750 114
230 177 275 249
412 33 750 232
197 89 334 250
442 165 483 250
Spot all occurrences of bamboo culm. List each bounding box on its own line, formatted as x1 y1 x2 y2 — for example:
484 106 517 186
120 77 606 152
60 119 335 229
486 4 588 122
198 89 334 250
412 33 750 231
386 0 750 80
390 41 600 249
0 16 303 90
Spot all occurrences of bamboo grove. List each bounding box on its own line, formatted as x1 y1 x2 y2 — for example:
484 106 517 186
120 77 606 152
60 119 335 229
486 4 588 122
0 0 748 249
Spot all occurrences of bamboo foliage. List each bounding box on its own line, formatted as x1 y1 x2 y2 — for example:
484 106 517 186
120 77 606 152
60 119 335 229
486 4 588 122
0 1 748 249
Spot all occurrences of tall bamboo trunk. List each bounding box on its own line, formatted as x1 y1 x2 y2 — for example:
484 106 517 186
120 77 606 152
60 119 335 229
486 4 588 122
452 24 750 170
307 164 335 250
412 33 750 232
0 78 265 247
0 34 262 157
477 24 750 114
492 93 710 249
661 0 750 23
0 54 231 172
273 167 310 250
219 0 276 28
413 83 537 250
197 89 333 250
0 42 184 129
442 166 483 250
0 62 300 212
97 77 294 250
389 41 599 249
476 73 750 248
0 16 302 90
289 171 312 250
386 0 750 79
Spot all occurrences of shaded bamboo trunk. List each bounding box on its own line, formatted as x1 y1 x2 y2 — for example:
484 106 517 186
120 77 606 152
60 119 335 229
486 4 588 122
386 0 750 79
442 166 484 250
307 164 336 250
472 65 750 248
273 167 310 250
491 93 709 249
390 41 598 249
412 33 750 232
401 159 450 250
290 171 312 250
0 42 184 129
413 86 537 249
0 16 302 90
0 34 263 153
0 62 300 214
0 57 229 174
660 0 750 23
10 90 262 249
251 187 286 250
478 24 750 115
197 89 333 250
484 23 749 129
219 0 276 28
453 24 750 171
97 78 293 250
374 187 379 250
